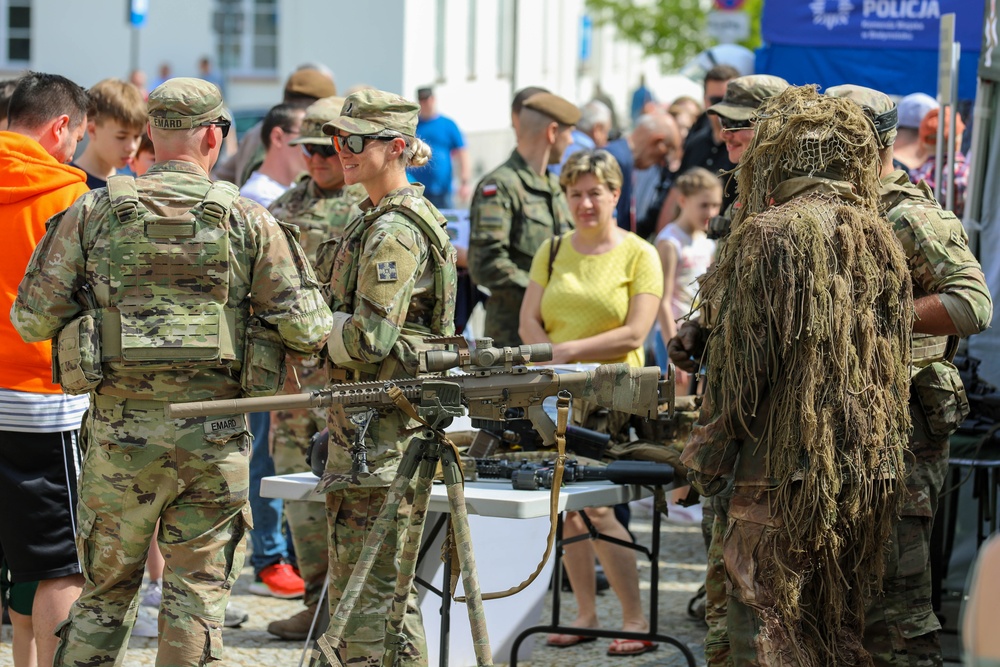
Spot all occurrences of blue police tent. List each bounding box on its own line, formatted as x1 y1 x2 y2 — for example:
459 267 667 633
756 0 982 99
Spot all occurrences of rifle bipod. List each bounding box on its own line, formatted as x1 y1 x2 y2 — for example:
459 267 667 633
312 428 494 667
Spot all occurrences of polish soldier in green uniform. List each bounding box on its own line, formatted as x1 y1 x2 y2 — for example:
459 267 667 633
468 92 578 346
314 89 457 666
827 84 993 667
264 95 369 640
11 77 333 666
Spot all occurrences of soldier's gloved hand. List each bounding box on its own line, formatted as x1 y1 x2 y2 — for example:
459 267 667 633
668 320 707 374
687 469 729 497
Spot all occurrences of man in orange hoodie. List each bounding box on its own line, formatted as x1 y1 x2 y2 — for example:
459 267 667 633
0 72 90 667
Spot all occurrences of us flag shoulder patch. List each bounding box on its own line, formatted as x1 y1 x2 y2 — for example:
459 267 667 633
481 183 498 197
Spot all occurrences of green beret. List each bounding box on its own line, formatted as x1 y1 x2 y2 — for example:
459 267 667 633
522 92 581 126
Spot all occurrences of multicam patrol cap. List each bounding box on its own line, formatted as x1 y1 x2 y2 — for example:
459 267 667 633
147 77 232 130
290 96 346 145
824 84 898 148
322 89 418 138
707 75 790 121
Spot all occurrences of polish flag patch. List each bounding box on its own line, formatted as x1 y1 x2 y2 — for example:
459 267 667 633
481 184 498 197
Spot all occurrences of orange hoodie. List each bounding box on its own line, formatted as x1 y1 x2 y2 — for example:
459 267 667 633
0 131 88 393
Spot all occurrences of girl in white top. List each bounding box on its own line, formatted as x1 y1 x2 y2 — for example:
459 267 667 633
654 167 720 392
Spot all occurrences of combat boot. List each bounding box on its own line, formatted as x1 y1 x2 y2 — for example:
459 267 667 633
267 603 329 641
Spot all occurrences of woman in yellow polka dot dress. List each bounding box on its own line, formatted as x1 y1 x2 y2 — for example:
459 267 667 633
519 149 663 656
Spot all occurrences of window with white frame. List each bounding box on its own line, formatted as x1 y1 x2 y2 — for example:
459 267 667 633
214 0 277 76
1 0 30 66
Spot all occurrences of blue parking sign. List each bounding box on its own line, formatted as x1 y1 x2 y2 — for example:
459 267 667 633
130 0 148 27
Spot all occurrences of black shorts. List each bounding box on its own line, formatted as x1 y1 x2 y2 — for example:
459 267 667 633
0 429 83 582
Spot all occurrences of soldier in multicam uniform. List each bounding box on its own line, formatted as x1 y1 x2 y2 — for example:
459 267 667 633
468 92 578 346
826 84 993 667
313 89 457 666
11 78 334 666
264 95 368 640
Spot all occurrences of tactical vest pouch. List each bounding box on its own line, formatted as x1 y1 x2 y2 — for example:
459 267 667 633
55 315 103 394
113 303 232 369
912 360 970 439
241 320 287 397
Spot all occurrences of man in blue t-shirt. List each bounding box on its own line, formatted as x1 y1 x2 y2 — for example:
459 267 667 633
407 86 470 209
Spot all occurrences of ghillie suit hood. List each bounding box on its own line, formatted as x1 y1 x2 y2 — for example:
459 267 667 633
702 86 913 665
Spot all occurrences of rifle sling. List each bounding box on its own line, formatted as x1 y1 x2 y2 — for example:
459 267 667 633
454 391 572 603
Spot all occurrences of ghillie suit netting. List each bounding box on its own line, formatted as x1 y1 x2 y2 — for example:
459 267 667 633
701 86 913 665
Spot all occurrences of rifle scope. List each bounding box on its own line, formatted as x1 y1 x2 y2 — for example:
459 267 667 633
423 339 553 372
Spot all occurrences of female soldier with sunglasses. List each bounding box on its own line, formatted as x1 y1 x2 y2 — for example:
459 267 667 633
263 95 368 640
313 89 457 666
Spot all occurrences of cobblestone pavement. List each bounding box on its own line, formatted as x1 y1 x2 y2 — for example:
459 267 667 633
0 501 709 667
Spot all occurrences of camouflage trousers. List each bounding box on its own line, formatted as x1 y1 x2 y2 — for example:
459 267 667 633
704 493 732 667
273 359 329 606
722 494 870 667
864 404 948 667
54 397 251 667
321 486 426 666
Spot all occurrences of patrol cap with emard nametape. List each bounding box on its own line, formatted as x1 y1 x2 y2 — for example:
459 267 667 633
147 77 232 130
322 89 418 137
824 84 898 148
707 75 790 121
290 96 347 145
521 92 581 126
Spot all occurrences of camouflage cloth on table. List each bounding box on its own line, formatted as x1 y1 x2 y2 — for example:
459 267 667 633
11 141 332 666
861 171 993 667
315 171 457 663
268 176 366 606
468 149 573 346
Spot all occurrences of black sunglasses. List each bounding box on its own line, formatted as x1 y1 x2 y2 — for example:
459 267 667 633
302 143 338 159
332 133 395 155
708 95 724 106
719 117 754 131
202 119 231 138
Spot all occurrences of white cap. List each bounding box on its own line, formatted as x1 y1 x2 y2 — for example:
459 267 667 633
897 92 939 129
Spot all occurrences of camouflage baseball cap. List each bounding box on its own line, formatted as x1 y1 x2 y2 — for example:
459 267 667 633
147 77 231 130
707 75 790 121
290 96 346 145
824 84 898 147
322 89 418 138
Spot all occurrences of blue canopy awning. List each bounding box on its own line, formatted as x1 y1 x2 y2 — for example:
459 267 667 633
757 0 982 99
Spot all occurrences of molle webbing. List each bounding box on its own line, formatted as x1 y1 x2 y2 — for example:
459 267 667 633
372 194 455 336
103 175 241 368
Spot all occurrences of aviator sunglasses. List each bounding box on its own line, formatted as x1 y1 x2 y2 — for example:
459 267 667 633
332 133 396 155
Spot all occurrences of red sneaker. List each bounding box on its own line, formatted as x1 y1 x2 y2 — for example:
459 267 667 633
248 562 305 599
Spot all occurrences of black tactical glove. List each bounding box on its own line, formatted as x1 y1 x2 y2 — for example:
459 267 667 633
667 320 708 374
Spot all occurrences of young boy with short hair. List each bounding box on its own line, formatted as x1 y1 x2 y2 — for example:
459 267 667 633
72 78 146 189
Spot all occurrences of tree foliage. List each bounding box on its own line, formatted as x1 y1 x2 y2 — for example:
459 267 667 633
585 0 763 71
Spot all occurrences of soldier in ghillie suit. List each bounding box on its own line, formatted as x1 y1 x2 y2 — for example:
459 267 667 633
265 95 367 641
315 89 458 666
827 85 993 667
680 86 914 666
11 77 333 666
